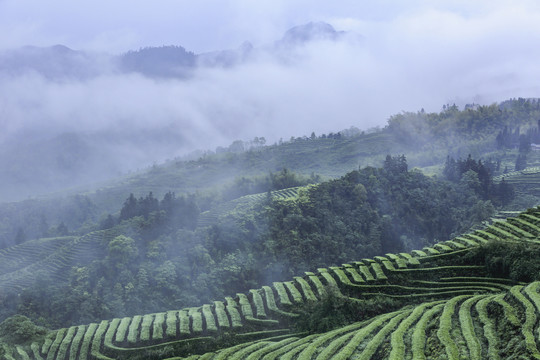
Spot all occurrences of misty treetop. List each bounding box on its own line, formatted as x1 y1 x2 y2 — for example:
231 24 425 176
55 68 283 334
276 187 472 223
120 45 196 78
2 97 540 332
386 98 540 150
1 159 501 329
443 154 514 205
2 96 540 209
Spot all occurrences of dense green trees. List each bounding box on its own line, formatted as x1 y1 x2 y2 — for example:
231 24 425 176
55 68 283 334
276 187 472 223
388 98 540 153
6 98 540 330
0 195 98 249
116 191 199 232
3 160 499 329
443 155 514 205
224 156 495 277
463 240 540 283
0 315 48 344
515 154 528 171
219 168 320 202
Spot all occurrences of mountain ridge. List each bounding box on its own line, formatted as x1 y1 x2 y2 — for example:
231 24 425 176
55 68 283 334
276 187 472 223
0 21 350 80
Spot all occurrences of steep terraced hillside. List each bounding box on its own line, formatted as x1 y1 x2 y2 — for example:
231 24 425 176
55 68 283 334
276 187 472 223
0 230 120 295
196 186 305 228
495 167 540 197
4 207 540 359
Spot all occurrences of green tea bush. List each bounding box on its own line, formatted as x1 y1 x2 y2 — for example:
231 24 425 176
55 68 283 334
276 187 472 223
463 241 540 282
0 315 48 345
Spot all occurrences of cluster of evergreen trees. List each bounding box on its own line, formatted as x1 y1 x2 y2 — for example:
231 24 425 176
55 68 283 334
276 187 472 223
495 119 540 171
495 124 535 171
220 168 320 202
107 191 199 232
495 126 528 150
387 98 540 152
443 155 514 205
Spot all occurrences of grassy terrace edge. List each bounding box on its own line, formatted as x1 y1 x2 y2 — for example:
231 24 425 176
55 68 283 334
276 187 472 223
4 206 540 359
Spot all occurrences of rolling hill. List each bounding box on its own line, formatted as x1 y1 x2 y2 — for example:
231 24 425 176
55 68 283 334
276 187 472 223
3 206 540 359
4 98 540 359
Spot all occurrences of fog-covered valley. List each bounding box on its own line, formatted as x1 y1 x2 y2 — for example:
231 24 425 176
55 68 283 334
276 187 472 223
2 2 540 201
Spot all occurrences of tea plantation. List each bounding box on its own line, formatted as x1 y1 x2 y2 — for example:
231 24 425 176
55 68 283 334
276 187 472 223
4 207 540 359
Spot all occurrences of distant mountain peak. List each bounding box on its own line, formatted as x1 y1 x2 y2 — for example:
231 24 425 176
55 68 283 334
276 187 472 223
0 22 352 79
281 21 343 44
119 45 196 78
50 44 75 53
238 41 253 53
19 44 76 54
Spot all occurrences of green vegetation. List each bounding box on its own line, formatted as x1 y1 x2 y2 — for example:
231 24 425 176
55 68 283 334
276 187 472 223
411 303 445 360
476 295 500 360
293 277 317 302
463 240 540 282
388 301 443 360
115 317 131 343
355 265 373 281
189 309 203 334
371 263 389 280
272 282 292 306
127 316 141 344
357 310 410 359
153 313 165 340
178 311 190 334
7 99 540 358
8 205 538 359
493 294 521 327
212 302 229 329
0 154 514 330
90 321 108 359
510 285 540 358
0 316 48 346
79 323 97 360
56 326 75 360
459 295 485 360
69 325 85 360
437 295 469 359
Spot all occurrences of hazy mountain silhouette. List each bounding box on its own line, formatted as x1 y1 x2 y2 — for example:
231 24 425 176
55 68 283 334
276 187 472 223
119 45 196 78
0 21 354 201
0 44 111 80
0 22 349 79
279 21 346 45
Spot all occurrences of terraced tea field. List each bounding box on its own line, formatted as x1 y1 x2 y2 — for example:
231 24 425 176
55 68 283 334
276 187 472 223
196 187 306 228
5 207 540 359
494 166 540 197
0 229 120 295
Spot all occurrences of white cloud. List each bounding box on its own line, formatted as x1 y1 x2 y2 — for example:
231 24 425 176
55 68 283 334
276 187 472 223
1 1 540 173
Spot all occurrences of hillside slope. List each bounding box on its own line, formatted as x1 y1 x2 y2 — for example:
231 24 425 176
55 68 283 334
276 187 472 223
4 98 540 247
4 207 540 359
0 187 304 298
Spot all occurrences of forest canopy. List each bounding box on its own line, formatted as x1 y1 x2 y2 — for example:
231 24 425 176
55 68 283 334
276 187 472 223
0 157 500 328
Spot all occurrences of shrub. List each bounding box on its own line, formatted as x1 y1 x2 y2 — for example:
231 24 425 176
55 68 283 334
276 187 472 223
0 315 48 345
293 285 362 333
291 285 405 334
463 241 540 282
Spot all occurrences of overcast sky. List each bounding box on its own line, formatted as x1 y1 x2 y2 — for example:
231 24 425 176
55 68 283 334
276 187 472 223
2 0 540 176
0 1 538 53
